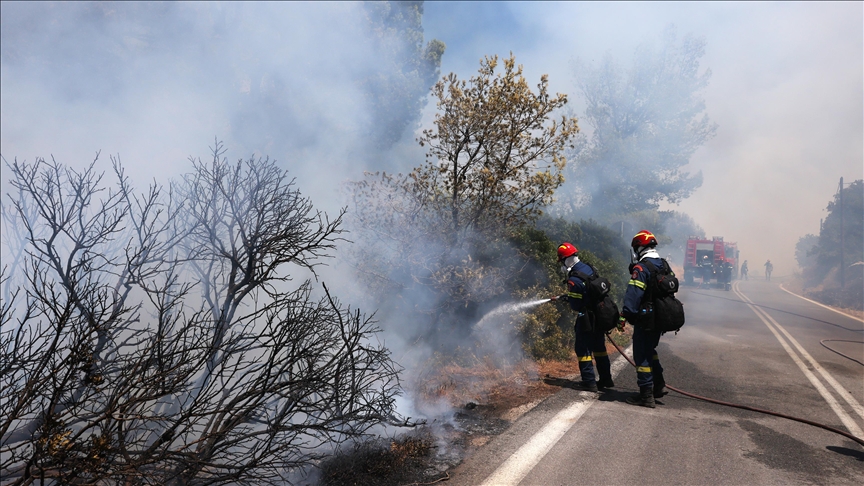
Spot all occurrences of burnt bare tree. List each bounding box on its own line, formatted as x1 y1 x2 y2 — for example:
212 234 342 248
0 144 401 485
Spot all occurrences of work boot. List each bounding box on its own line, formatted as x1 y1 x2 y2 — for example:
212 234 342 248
597 376 615 390
625 386 656 408
653 376 668 398
574 380 598 392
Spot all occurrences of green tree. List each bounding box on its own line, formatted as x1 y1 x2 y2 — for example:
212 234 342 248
415 54 579 246
349 54 579 329
659 210 705 263
362 1 446 149
557 25 716 219
811 179 864 282
795 233 819 269
798 180 863 310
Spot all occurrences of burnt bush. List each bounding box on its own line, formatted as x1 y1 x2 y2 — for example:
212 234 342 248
0 145 402 484
318 430 436 486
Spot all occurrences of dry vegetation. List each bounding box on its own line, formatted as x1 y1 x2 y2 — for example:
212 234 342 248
320 328 632 486
784 274 864 320
416 332 629 415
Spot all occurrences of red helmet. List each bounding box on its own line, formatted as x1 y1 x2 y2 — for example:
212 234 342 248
557 242 578 261
631 230 657 251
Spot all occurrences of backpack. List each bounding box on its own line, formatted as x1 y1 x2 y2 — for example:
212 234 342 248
570 264 620 334
640 259 685 334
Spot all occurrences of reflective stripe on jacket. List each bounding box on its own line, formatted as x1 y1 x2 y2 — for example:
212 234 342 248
564 261 595 313
622 256 664 318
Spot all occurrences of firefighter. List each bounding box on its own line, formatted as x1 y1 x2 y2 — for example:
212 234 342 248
700 254 713 283
556 242 614 393
764 260 773 281
741 260 749 280
722 259 733 290
620 230 666 408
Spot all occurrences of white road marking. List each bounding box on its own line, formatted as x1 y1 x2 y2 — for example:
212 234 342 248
733 281 864 438
778 283 864 323
736 282 864 419
479 348 633 486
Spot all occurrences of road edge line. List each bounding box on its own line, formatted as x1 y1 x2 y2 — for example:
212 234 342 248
778 284 864 323
479 347 632 486
761 308 864 420
733 282 864 438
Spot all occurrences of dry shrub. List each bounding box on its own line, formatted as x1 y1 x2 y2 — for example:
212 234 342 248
318 431 435 486
414 353 541 407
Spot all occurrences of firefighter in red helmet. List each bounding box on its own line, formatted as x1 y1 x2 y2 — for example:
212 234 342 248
556 242 614 392
621 230 667 407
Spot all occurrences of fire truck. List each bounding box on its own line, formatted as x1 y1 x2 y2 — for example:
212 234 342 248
683 236 739 290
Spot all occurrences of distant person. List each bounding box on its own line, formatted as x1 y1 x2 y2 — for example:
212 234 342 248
555 242 616 392
723 260 733 290
764 260 773 281
741 260 749 280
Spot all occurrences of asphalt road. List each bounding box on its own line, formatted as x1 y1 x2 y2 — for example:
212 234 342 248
448 278 864 485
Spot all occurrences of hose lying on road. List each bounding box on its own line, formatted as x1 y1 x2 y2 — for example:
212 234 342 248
820 339 864 367
605 333 864 448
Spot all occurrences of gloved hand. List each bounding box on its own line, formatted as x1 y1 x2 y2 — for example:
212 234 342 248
617 315 627 332
551 294 567 302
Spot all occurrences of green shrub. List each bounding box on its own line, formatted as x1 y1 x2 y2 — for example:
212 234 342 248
508 219 630 362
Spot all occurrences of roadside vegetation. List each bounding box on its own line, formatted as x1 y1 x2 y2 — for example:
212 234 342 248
794 179 864 311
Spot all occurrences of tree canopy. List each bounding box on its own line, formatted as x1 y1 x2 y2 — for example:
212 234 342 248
556 26 716 220
348 54 579 331
362 1 446 149
415 54 579 245
806 179 864 281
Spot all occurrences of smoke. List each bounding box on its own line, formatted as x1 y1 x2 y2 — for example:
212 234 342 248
423 2 863 277
0 2 454 430
0 2 435 215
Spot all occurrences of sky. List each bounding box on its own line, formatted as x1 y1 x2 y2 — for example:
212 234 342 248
1 2 861 275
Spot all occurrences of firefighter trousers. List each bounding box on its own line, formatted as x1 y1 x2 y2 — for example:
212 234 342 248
574 327 611 384
632 325 664 389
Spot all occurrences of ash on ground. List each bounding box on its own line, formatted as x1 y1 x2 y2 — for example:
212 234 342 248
318 402 514 486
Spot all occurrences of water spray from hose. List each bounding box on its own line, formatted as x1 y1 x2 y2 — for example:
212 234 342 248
474 298 555 330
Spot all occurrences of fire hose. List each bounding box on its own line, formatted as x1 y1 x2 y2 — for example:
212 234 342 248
603 331 864 448
820 339 864 367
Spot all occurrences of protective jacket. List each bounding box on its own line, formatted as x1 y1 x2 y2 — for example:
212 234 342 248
561 260 611 387
562 260 595 314
622 252 665 391
622 255 664 319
